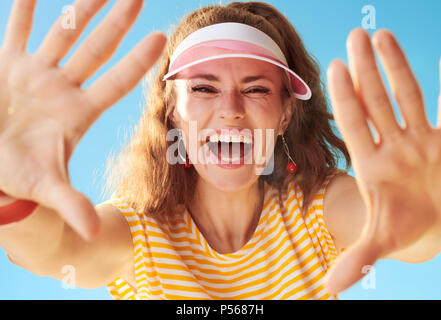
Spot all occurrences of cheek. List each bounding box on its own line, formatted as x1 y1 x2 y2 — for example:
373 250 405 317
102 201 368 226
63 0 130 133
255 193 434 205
177 98 212 122
251 105 284 130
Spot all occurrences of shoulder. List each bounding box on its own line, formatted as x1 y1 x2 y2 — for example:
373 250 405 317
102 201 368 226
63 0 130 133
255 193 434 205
324 173 357 201
322 172 367 253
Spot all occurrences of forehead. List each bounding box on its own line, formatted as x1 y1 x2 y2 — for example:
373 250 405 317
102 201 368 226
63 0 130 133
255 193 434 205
173 57 285 84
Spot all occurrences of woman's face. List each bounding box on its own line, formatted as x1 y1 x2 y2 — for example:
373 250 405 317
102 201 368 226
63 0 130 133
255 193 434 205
171 57 292 192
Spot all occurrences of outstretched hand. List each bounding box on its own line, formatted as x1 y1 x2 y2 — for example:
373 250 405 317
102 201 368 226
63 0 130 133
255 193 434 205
0 0 166 240
325 28 441 294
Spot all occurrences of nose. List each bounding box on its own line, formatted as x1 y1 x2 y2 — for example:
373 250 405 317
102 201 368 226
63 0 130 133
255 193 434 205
218 90 245 120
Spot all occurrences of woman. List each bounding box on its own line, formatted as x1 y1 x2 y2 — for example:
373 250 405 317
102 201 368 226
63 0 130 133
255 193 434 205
0 0 440 300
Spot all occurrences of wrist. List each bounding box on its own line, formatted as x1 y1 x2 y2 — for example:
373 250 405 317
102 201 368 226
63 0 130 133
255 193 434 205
0 191 38 226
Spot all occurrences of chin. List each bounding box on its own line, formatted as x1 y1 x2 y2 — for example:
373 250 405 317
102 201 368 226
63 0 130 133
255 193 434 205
195 164 259 193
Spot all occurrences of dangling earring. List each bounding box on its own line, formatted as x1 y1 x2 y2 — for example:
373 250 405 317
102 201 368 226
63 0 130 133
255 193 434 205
281 133 297 174
177 130 192 168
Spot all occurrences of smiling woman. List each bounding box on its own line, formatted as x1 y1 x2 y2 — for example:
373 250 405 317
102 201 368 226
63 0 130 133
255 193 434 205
1 0 440 301
99 2 351 299
103 2 350 221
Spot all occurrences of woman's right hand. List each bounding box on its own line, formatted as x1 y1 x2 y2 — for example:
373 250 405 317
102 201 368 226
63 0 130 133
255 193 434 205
0 0 166 240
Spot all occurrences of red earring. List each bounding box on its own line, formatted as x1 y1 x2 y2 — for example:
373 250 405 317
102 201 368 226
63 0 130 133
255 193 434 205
282 134 298 174
182 155 192 169
286 162 298 174
178 130 192 168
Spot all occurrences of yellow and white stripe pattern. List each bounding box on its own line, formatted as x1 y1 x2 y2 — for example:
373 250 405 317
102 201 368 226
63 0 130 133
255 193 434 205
102 171 345 300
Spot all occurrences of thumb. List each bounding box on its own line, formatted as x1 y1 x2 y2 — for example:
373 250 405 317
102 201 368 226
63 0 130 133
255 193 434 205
324 238 381 295
31 173 100 242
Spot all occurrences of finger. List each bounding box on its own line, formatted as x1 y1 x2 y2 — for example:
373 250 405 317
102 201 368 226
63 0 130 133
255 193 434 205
347 28 401 138
327 59 376 159
34 0 108 66
31 172 100 242
63 0 143 84
3 0 37 51
438 59 441 129
373 30 430 130
86 32 166 114
324 238 381 295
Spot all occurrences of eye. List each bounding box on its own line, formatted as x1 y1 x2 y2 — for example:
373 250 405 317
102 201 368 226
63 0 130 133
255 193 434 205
190 86 271 95
191 86 216 93
245 87 270 94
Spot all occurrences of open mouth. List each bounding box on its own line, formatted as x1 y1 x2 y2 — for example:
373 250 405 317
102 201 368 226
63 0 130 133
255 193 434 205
206 136 253 164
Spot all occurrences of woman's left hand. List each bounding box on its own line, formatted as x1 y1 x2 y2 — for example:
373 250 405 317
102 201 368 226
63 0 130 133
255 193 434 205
325 28 441 295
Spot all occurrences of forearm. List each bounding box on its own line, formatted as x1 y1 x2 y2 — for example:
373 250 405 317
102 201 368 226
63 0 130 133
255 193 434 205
0 195 65 276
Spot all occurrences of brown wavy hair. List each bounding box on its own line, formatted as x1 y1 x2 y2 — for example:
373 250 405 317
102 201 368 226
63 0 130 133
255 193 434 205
102 1 351 217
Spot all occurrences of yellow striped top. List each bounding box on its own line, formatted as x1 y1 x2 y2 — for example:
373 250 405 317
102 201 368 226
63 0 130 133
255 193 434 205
102 170 346 300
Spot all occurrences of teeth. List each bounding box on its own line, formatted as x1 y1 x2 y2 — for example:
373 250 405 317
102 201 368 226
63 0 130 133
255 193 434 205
208 134 252 144
220 134 231 143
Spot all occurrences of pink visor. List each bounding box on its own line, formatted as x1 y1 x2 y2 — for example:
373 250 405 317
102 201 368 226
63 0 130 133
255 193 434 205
162 23 312 100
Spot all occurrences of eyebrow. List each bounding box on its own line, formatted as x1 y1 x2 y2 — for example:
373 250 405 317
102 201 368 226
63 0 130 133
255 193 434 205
187 74 273 83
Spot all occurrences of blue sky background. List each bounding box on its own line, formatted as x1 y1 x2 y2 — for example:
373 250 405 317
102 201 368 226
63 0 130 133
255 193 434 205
0 0 440 299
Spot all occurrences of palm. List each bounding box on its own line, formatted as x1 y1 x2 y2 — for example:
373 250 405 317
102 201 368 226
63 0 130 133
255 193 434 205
0 51 91 152
325 28 441 295
0 61 86 199
355 126 441 251
0 0 166 240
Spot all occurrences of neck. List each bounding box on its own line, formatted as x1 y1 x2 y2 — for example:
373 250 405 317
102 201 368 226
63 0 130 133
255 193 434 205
188 178 265 254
